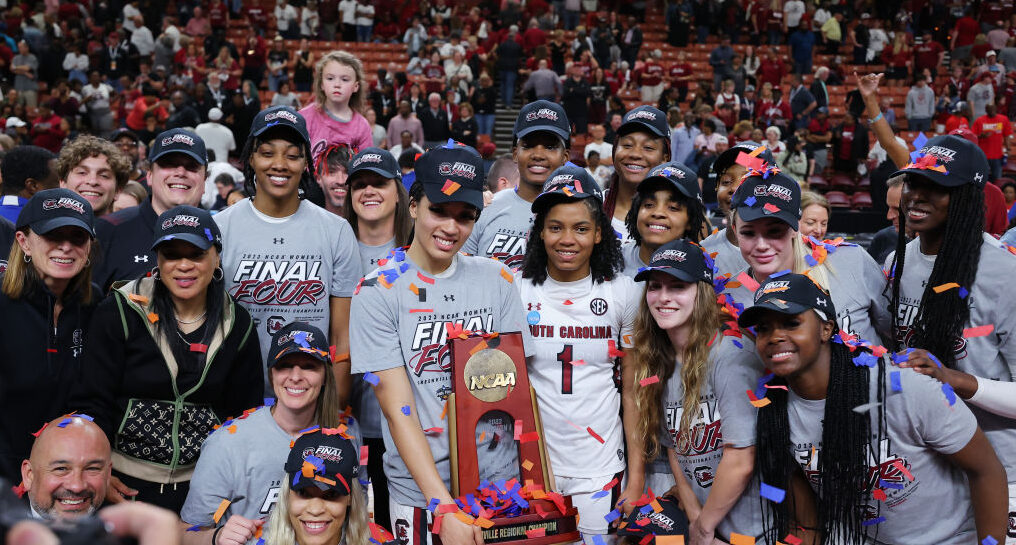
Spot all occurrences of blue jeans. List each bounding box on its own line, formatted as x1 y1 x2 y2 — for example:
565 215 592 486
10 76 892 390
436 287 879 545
476 113 495 136
500 71 517 107
988 158 1004 183
356 24 372 42
267 73 288 92
908 117 932 132
564 10 579 30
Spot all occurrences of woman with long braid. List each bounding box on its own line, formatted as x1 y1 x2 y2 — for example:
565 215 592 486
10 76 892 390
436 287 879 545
886 133 1016 544
741 273 1006 545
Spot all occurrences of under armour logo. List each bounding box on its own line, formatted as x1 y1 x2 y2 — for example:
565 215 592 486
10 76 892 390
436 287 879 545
444 295 455 301
527 303 541 311
974 172 984 183
817 297 827 307
134 255 149 263
273 238 285 244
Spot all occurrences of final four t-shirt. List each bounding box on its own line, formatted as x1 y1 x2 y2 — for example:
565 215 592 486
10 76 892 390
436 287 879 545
462 190 533 268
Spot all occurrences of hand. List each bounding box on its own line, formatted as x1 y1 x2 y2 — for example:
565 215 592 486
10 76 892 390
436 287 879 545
855 72 884 101
99 502 181 545
894 348 947 381
615 485 643 515
438 512 483 545
688 517 717 545
215 516 263 545
5 520 58 545
105 475 138 504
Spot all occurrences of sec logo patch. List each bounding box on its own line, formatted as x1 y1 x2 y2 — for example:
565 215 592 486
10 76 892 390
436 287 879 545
590 298 608 316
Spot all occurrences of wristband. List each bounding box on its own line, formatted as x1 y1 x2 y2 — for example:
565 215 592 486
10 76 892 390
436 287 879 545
868 112 883 125
211 526 224 545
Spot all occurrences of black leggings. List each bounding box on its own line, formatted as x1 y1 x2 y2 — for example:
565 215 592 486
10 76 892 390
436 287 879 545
365 436 391 531
114 470 190 514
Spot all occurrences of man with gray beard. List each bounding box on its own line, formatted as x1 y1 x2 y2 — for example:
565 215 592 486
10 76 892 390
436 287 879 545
21 415 111 520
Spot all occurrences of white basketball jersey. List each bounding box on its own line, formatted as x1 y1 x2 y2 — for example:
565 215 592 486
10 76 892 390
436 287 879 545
516 273 641 478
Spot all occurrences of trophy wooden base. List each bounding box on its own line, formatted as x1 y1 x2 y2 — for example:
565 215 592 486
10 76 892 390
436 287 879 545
432 498 581 545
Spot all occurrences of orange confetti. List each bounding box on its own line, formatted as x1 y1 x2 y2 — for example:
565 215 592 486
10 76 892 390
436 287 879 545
314 475 336 486
227 424 237 434
454 512 475 525
656 537 685 545
408 283 420 295
147 312 159 323
730 533 756 545
212 499 230 524
442 180 461 195
963 324 994 338
522 459 534 471
440 400 448 420
474 518 495 529
128 294 149 305
469 341 488 355
932 282 960 293
500 268 513 282
409 308 433 313
479 431 486 441
526 528 547 538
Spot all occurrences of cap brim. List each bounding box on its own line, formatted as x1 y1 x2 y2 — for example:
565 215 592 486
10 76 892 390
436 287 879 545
531 191 599 213
633 266 700 283
252 123 311 150
889 167 965 187
422 182 484 210
713 146 773 176
618 120 669 140
515 125 571 144
737 300 814 328
32 217 95 237
638 176 696 200
350 165 400 181
269 345 331 367
289 473 350 495
152 233 215 251
151 148 208 166
735 203 799 231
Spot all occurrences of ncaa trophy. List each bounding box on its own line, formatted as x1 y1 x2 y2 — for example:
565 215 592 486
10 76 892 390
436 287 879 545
443 331 580 545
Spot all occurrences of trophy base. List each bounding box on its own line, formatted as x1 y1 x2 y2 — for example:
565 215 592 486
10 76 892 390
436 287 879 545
433 499 580 545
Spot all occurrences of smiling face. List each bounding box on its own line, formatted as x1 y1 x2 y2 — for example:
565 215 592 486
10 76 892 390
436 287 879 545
318 163 348 210
902 175 949 240
288 485 350 545
321 61 359 107
799 204 829 240
614 131 668 188
150 154 206 215
541 200 601 282
61 155 119 216
753 309 833 382
645 272 698 332
350 172 398 223
408 195 478 271
716 165 745 216
513 132 568 191
251 138 307 204
735 216 796 280
16 227 92 294
22 421 110 521
155 240 218 304
637 186 689 248
271 354 326 415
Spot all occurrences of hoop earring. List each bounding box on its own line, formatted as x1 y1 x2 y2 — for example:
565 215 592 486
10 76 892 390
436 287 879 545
85 258 91 267
150 266 160 280
213 267 224 281
23 254 31 263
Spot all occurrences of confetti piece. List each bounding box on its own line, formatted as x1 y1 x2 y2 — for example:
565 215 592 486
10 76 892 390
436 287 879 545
730 533 756 545
593 533 608 545
746 389 771 407
410 308 434 313
186 525 203 532
571 359 587 366
735 151 765 170
744 196 757 207
586 427 605 443
417 271 435 284
639 375 660 387
264 398 275 406
607 339 626 358
190 343 208 353
942 383 957 405
958 286 969 299
401 405 411 416
963 324 994 338
563 299 573 305
736 271 760 292
501 268 513 282
932 282 960 293
147 312 159 323
227 424 237 434
852 401 882 413
360 445 369 466
763 202 781 214
656 537 685 545
591 489 611 499
442 180 461 195
213 499 230 524
526 528 547 538
862 517 886 526
469 340 488 355
890 371 902 392
982 537 999 545
427 498 440 512
363 372 380 386
514 419 523 441
440 400 448 420
760 483 786 503
522 459 534 471
519 431 540 443
872 488 887 501
893 460 914 481
783 535 803 545
852 352 877 367
878 479 903 490
128 294 149 305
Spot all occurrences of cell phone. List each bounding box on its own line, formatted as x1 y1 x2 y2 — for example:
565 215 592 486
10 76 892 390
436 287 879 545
0 479 135 545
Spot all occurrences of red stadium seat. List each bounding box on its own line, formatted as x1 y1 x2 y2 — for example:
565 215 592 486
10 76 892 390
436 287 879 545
855 177 871 191
825 191 851 208
851 192 873 209
829 173 855 192
807 175 828 191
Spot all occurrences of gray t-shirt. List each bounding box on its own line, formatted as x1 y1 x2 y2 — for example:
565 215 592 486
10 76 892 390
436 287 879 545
12 53 38 92
701 228 748 279
352 238 397 439
888 233 1016 482
620 242 647 278
349 252 534 506
462 190 532 268
723 243 890 345
215 199 362 390
788 363 978 545
661 334 765 541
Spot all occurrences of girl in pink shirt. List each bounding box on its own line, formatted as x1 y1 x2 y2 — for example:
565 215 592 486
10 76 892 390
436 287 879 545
299 50 373 164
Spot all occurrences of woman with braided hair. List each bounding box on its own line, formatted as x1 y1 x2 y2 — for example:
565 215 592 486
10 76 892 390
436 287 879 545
886 133 1016 544
741 272 1006 545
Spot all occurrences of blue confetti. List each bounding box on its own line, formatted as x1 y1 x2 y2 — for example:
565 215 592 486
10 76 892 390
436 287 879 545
879 479 903 490
982 537 999 545
57 418 72 428
293 331 310 348
591 490 611 499
297 425 320 434
804 254 818 267
909 150 922 162
639 503 654 514
305 454 326 473
527 311 541 325
401 405 411 416
399 263 410 274
603 509 622 523
744 196 757 206
263 397 276 406
292 472 301 486
862 517 886 526
427 498 440 512
363 372 380 386
732 340 743 349
912 131 929 150
760 483 786 503
852 352 878 367
593 535 607 545
186 525 203 532
942 383 957 405
890 371 902 392
769 269 792 278
958 287 969 299
928 353 943 368
256 539 265 545
204 228 214 241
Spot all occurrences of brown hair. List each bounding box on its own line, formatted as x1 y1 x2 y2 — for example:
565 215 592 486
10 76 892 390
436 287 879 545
342 176 413 248
3 229 95 303
269 356 345 428
312 50 367 114
56 135 132 191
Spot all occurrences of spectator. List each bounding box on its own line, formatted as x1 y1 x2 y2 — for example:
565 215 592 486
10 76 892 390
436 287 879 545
62 42 90 85
562 64 592 135
672 111 700 165
585 150 611 189
522 59 563 102
763 126 786 156
57 136 131 218
788 24 816 75
740 85 757 121
274 0 299 40
968 73 997 118
496 26 524 107
354 0 374 42
789 74 817 130
882 33 912 87
668 50 693 103
166 91 202 130
293 40 315 93
821 12 843 55
715 79 741 120
195 107 235 165
402 17 428 57
851 14 872 65
338 0 357 41
973 102 1013 182
0 146 58 223
779 134 812 182
300 0 320 39
799 190 830 240
386 100 424 150
20 415 111 521
366 107 387 148
472 72 497 139
914 30 946 78
451 102 478 148
974 50 1005 88
266 36 291 93
419 93 451 150
318 0 339 40
757 46 786 89
99 32 140 89
30 103 69 154
240 36 268 89
905 77 936 131
271 81 302 108
621 16 644 66
950 8 980 62
783 0 805 34
299 50 373 164
113 181 148 212
709 35 734 92
110 129 146 183
810 66 831 109
389 130 424 159
585 124 613 165
866 18 890 64
807 107 832 174
130 16 155 57
868 176 904 265
12 40 39 107
831 112 868 174
1000 38 1016 73
694 119 725 155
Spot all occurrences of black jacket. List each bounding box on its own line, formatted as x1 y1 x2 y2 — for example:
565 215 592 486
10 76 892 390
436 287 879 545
0 282 98 481
419 108 451 142
94 197 159 292
68 278 263 484
0 217 13 271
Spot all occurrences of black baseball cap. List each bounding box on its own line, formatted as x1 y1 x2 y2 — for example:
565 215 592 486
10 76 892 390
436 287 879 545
618 105 670 141
17 188 95 237
633 239 713 283
731 171 802 230
149 128 208 165
891 134 990 188
616 496 689 541
638 161 701 202
414 144 486 210
713 141 775 176
249 105 311 151
152 205 222 252
109 128 140 143
531 164 604 213
737 272 837 330
268 321 331 367
348 147 401 181
514 100 571 144
284 428 359 495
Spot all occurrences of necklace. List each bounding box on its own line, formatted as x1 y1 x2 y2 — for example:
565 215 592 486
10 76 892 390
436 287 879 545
176 312 207 324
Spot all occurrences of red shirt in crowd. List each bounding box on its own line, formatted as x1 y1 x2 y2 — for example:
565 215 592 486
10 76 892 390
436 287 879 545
125 97 168 131
521 27 546 53
30 113 67 153
669 62 692 89
637 61 664 87
985 182 1009 236
914 41 943 72
953 16 980 48
972 113 1013 160
945 114 969 134
758 57 785 88
837 122 856 160
208 1 228 29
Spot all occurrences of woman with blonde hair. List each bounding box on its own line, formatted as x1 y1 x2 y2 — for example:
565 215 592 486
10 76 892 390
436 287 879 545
299 50 373 164
799 190 831 240
628 239 764 545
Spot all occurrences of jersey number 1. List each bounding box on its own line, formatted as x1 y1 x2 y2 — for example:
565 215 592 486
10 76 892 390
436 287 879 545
557 344 574 394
